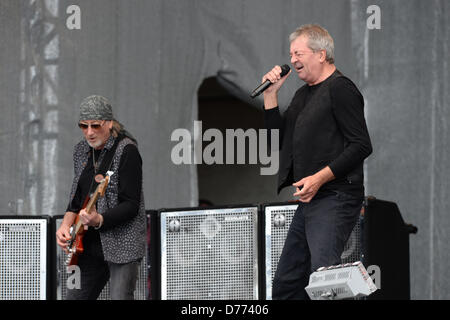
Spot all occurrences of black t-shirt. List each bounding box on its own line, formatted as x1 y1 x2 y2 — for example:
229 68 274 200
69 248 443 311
265 75 371 199
301 77 369 198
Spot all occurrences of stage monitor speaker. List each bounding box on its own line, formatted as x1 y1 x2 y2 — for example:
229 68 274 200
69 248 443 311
53 215 148 300
154 206 259 300
263 202 363 300
0 216 51 300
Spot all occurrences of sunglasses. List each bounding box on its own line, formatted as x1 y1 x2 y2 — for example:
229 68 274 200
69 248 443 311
78 121 105 130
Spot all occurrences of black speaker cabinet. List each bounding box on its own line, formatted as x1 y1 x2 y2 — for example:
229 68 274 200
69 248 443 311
0 216 52 300
152 205 259 300
52 215 148 300
363 197 415 300
262 202 363 300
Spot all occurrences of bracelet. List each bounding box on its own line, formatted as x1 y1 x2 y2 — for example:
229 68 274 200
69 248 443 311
94 214 104 230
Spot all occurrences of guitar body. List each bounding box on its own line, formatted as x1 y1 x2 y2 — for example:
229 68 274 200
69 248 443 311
67 215 87 266
66 198 89 266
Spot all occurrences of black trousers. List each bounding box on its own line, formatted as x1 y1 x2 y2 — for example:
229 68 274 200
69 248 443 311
272 191 363 300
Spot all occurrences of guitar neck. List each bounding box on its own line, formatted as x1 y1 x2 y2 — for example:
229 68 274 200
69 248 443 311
73 174 110 234
85 192 100 213
74 192 101 233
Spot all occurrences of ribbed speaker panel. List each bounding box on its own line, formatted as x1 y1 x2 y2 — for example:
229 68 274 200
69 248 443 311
264 204 363 299
54 217 148 300
0 219 47 300
160 207 258 300
264 204 296 300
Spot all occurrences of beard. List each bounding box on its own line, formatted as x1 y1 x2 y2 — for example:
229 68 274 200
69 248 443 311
86 138 104 149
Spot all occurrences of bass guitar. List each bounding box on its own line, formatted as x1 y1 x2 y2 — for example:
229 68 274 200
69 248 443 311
66 171 113 266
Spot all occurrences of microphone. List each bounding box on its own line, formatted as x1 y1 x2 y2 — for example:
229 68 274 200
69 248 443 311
250 64 291 98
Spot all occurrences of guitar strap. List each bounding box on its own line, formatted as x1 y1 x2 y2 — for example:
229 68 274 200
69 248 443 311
89 134 124 194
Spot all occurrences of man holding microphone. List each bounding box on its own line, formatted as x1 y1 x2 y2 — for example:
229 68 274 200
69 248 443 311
262 24 372 299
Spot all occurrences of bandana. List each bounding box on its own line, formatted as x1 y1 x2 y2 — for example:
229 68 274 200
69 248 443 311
79 95 114 121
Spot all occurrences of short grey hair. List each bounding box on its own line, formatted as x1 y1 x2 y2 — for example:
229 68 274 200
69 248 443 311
289 24 335 64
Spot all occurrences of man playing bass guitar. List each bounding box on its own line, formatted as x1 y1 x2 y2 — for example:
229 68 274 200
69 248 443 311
56 95 146 300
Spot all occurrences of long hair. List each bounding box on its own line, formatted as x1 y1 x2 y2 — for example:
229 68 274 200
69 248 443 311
110 120 138 144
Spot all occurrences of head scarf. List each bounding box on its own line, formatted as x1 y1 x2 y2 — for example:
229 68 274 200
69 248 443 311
79 95 114 121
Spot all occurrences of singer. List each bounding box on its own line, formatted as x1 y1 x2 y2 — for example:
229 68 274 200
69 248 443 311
262 24 372 299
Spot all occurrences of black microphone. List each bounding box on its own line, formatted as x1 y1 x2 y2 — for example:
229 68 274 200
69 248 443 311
250 64 291 98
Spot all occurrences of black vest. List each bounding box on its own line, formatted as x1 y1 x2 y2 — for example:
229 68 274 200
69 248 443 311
277 70 364 194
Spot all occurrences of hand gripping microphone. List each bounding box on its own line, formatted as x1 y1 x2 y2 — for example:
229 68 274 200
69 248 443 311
250 64 291 98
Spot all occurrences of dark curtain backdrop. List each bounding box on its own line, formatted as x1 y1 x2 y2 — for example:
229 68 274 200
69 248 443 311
1 0 449 299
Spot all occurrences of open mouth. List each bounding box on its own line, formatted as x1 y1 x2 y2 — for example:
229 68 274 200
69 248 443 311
296 65 304 72
87 137 98 145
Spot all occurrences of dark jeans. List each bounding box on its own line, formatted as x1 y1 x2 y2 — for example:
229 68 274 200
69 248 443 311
65 253 140 300
272 191 363 300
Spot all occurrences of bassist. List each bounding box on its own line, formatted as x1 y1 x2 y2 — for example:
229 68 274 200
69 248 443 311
55 95 146 300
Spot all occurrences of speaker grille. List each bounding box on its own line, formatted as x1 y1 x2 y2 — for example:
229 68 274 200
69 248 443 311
264 205 297 300
160 207 259 300
0 219 47 300
264 204 363 299
54 217 148 300
341 215 363 263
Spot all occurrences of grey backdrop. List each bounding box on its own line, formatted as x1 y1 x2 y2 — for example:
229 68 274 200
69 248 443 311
0 0 449 299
